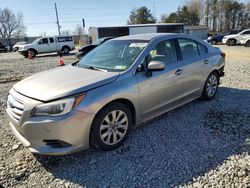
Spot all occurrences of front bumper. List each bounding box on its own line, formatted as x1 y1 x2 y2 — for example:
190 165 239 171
6 90 95 155
222 38 227 44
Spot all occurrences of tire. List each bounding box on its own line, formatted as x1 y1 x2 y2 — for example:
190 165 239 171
28 49 37 58
226 39 236 46
211 39 217 45
90 102 132 151
62 46 70 54
202 71 219 100
245 40 250 47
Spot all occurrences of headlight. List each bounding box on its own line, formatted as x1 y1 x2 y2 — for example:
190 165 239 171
33 95 85 116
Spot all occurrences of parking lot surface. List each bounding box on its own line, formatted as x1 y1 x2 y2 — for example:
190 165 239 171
0 46 249 187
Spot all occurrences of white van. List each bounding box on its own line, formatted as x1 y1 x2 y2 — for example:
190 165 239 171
19 36 75 58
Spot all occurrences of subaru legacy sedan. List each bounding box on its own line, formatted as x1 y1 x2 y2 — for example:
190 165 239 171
6 33 225 155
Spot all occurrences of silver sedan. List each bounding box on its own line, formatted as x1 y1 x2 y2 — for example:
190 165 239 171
6 33 225 155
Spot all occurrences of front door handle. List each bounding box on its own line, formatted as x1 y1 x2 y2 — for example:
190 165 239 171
203 59 209 64
175 69 183 75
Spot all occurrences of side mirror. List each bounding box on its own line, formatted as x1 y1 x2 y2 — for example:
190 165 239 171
147 61 165 71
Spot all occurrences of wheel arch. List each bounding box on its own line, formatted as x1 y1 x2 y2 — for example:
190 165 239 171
61 45 70 50
94 98 136 126
89 98 136 148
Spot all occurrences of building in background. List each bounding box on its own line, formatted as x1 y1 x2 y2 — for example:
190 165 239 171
184 26 209 40
89 23 184 42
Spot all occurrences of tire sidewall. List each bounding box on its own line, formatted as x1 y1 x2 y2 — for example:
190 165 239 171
90 102 132 151
202 72 219 100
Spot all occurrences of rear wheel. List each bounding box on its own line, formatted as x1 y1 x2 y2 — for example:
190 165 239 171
245 40 250 47
62 46 70 54
202 72 219 100
90 102 132 151
211 39 217 45
226 39 236 46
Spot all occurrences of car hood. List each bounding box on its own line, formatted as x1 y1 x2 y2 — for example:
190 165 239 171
13 65 119 101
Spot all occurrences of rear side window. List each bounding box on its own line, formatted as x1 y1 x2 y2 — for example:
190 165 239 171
57 37 73 42
49 38 54 43
178 38 207 60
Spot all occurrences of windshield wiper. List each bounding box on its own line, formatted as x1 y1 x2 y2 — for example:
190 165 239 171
83 66 108 72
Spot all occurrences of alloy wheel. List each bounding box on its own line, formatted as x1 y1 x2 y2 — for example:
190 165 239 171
206 74 218 97
99 110 128 145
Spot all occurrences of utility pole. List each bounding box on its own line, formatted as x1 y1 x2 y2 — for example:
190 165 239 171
55 3 61 35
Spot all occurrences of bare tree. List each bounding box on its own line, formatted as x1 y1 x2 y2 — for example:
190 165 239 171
0 8 25 39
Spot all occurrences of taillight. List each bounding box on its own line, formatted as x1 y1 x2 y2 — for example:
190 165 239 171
220 52 226 59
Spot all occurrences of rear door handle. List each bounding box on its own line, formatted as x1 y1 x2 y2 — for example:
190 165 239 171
203 59 209 64
175 69 183 75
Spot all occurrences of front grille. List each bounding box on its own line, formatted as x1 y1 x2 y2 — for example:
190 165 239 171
7 94 24 122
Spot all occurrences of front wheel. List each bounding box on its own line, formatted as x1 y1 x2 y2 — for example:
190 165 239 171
226 39 236 46
202 72 219 100
90 102 132 151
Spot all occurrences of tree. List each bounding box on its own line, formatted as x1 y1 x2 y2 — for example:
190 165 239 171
128 6 156 24
161 5 199 25
0 8 25 38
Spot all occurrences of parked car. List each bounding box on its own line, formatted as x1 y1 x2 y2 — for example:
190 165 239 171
207 32 230 45
0 42 8 52
18 36 75 58
13 41 27 52
240 37 250 47
76 37 114 58
222 29 250 46
6 33 225 155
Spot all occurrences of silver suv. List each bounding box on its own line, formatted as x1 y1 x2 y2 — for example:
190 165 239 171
6 33 225 155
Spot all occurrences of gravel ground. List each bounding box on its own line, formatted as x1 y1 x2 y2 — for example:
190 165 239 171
0 46 249 188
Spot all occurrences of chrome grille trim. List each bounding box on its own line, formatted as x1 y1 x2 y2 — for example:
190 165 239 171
7 94 24 122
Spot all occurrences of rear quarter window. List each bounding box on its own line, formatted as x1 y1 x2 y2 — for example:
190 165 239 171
178 38 208 60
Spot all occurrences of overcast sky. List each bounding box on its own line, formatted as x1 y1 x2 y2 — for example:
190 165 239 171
0 0 249 36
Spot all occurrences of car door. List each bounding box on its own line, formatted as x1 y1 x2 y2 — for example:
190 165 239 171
176 38 210 99
135 39 185 120
36 38 50 53
47 37 57 52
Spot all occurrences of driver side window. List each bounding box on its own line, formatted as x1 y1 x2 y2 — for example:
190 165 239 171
38 38 48 45
140 39 176 70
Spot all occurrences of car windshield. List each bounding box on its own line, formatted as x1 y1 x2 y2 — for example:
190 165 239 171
78 40 148 72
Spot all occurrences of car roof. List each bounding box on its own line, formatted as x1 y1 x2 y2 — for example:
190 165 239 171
112 33 189 41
